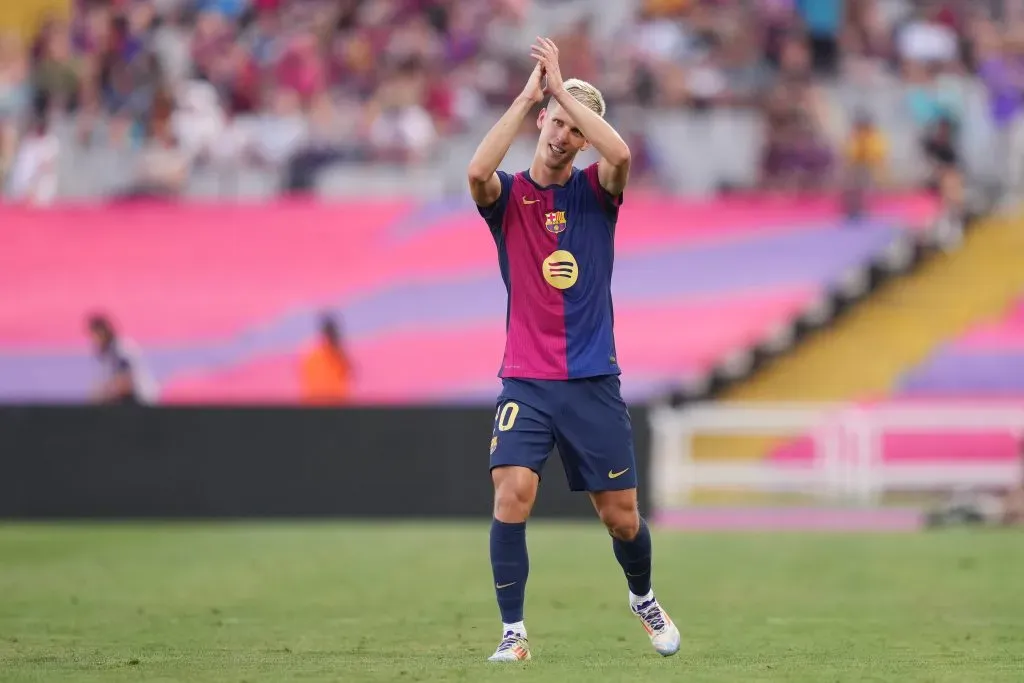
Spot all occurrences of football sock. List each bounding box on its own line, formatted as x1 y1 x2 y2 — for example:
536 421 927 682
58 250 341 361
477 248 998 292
612 515 653 598
502 621 527 638
490 519 528 627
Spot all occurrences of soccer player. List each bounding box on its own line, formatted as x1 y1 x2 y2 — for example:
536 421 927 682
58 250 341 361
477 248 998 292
467 37 681 662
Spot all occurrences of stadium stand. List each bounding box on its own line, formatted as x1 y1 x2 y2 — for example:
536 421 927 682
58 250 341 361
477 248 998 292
0 191 938 403
676 212 1024 491
1 0 1019 413
899 293 1024 395
0 0 1011 204
750 250 1024 482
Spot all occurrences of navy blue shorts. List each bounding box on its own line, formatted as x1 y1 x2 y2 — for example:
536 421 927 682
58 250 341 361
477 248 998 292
488 375 638 492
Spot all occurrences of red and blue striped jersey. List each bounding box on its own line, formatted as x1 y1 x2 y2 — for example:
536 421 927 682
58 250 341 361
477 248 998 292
478 162 622 380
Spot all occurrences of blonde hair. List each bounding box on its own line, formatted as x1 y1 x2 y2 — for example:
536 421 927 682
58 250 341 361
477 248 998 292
562 78 606 118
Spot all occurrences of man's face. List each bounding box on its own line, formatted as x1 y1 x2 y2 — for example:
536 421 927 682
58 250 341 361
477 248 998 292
536 102 589 170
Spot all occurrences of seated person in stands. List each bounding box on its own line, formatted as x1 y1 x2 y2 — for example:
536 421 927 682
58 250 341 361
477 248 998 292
759 79 833 194
842 110 888 218
116 114 189 199
921 114 966 247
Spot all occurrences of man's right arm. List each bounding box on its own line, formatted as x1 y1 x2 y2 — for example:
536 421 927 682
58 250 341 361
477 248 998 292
467 94 536 207
468 60 547 206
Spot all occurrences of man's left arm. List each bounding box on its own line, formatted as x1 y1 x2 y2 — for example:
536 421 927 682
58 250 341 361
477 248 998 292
534 38 631 196
551 88 631 196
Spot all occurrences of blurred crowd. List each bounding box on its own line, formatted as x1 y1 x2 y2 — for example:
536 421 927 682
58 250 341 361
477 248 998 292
0 0 1022 204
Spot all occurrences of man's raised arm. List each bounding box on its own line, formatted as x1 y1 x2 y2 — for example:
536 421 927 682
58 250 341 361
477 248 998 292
467 63 546 207
531 38 631 197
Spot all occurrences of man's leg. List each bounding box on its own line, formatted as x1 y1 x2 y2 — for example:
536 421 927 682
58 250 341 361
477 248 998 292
487 393 553 662
590 488 652 598
491 466 538 641
555 376 680 656
589 489 679 656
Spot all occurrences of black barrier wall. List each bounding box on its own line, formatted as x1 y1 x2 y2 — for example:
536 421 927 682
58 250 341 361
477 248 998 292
0 406 650 519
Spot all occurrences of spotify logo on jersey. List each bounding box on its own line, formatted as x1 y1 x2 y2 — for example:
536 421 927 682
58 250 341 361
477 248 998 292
543 250 578 290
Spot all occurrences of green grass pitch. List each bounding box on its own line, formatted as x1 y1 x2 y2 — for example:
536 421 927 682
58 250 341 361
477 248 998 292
1 521 1022 682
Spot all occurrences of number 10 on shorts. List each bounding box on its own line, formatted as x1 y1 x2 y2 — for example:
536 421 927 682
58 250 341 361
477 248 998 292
495 402 519 432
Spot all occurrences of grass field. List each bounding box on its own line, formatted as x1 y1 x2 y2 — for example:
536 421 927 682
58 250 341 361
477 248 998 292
0 521 1022 682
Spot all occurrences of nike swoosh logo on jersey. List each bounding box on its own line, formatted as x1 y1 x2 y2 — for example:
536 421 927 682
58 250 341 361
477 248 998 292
522 197 539 204
608 468 630 479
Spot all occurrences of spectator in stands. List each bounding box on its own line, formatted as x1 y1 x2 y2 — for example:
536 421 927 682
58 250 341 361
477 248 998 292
300 313 355 404
841 0 893 73
845 109 888 183
365 57 439 163
0 31 29 185
896 1 962 69
975 19 1024 206
2 0 1010 201
31 20 81 117
4 94 59 206
921 113 965 236
794 0 843 77
841 109 888 217
117 106 189 198
716 13 774 108
150 1 193 86
85 313 157 405
759 35 835 193
281 92 369 193
170 78 224 164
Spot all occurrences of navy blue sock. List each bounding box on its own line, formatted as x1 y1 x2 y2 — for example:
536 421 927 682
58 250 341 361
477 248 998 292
612 516 653 597
490 519 528 624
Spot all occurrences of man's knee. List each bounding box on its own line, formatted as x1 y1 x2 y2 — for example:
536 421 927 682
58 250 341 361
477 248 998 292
492 466 539 523
595 492 641 540
602 507 641 541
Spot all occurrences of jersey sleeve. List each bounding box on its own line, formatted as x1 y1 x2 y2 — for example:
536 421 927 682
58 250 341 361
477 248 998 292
583 162 624 216
476 170 515 234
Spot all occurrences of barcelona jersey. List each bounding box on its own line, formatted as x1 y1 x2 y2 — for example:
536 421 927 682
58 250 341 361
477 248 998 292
478 162 622 380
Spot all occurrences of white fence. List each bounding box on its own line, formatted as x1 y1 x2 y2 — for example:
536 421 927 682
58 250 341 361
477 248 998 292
648 402 1024 507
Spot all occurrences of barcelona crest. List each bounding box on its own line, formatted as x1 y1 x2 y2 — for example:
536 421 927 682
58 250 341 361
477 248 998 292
545 211 567 234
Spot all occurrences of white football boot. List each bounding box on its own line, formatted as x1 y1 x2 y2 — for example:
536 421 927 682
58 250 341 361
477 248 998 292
631 593 681 656
487 629 531 662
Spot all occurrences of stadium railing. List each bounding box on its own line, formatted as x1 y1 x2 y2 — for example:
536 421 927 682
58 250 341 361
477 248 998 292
649 401 1024 508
